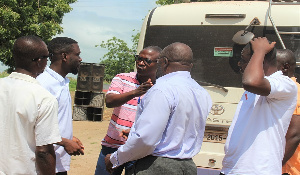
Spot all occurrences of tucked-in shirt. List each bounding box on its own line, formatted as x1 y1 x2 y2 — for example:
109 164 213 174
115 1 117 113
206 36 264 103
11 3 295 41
282 77 300 175
0 72 61 175
102 72 140 148
37 67 73 172
110 71 212 167
221 71 297 175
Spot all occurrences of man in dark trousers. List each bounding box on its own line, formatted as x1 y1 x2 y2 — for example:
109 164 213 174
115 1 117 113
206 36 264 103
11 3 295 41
276 49 300 175
105 42 212 174
0 35 61 174
37 37 84 175
95 46 162 175
221 38 297 174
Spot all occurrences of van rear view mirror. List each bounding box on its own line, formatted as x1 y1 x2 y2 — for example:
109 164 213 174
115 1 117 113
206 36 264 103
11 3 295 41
232 30 255 45
232 17 260 45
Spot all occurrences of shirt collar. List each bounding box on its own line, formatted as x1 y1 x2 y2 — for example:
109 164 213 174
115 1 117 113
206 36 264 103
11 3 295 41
8 72 39 84
45 66 70 84
268 70 283 78
156 71 191 83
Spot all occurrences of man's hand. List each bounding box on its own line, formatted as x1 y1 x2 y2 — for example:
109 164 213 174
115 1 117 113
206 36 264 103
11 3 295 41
134 78 153 97
250 37 276 55
105 154 113 174
105 78 153 108
72 136 85 154
58 138 84 156
120 129 131 140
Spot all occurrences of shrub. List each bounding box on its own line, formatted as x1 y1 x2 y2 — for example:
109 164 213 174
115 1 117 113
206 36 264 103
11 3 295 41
0 71 9 78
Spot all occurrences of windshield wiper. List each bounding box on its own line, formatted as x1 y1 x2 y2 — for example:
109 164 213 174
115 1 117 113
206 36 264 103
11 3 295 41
196 80 228 92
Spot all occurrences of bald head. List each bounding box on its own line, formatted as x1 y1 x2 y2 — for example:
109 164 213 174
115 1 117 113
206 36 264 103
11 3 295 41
143 46 162 54
161 42 193 65
156 42 193 78
276 49 296 77
277 49 296 65
13 36 47 69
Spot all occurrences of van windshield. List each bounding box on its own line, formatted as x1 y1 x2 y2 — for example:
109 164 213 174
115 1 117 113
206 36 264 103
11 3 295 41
143 25 300 88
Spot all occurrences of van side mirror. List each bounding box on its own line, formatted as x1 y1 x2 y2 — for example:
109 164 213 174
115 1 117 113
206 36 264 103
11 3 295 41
232 30 255 45
232 17 260 45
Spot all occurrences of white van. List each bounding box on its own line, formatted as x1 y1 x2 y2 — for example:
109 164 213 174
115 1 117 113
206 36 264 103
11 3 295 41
136 0 300 174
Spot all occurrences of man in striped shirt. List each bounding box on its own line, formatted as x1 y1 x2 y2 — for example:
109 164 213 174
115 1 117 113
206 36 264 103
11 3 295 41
95 46 162 175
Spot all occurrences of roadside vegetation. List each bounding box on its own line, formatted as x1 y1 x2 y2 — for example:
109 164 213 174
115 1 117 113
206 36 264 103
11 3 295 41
0 72 109 92
0 71 9 78
69 77 77 92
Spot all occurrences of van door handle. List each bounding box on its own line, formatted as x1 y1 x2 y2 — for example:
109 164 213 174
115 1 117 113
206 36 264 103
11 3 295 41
278 32 300 35
205 14 246 18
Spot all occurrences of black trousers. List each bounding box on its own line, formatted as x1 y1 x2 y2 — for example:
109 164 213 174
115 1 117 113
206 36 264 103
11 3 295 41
220 173 290 175
128 155 197 175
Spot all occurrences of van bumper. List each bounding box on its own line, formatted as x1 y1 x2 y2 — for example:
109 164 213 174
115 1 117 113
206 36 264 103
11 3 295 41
197 167 221 175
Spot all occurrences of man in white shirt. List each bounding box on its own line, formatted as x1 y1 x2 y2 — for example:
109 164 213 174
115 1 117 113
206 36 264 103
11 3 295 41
0 35 62 174
105 42 212 174
37 37 84 175
221 37 297 174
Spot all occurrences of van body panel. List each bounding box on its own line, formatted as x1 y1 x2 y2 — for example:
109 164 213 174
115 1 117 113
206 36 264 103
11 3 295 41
204 87 244 127
193 142 225 169
136 1 300 172
143 25 298 87
147 2 299 27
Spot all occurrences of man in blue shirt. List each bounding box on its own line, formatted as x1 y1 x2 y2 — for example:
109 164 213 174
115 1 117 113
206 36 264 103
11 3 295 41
105 42 212 174
37 37 84 175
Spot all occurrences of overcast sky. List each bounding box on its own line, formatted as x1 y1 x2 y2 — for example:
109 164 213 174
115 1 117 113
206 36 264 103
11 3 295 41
0 0 158 72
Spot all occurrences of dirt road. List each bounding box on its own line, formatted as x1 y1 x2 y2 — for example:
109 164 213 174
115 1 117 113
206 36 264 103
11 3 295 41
69 120 110 175
69 91 114 175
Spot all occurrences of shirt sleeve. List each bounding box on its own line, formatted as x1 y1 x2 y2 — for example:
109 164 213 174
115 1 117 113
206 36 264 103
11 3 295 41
110 89 171 167
266 75 297 100
106 75 124 95
35 96 62 146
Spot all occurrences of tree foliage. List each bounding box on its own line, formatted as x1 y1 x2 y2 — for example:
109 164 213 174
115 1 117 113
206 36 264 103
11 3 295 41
97 32 140 82
156 0 215 5
0 0 77 71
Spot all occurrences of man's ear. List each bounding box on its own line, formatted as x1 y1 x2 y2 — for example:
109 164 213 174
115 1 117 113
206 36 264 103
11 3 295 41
163 58 169 70
282 63 290 73
62 53 67 61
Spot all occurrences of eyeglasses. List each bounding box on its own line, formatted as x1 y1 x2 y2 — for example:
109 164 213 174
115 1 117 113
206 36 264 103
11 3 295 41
134 55 156 65
32 55 50 62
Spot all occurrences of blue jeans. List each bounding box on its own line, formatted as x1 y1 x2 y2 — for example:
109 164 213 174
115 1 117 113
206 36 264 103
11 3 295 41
95 145 134 175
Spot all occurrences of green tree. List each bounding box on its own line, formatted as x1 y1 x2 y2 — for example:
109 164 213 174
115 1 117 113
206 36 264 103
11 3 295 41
0 0 77 71
97 32 140 82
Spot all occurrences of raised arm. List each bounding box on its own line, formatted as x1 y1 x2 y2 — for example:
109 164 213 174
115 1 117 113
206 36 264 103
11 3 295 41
106 79 153 108
107 89 171 169
242 37 276 96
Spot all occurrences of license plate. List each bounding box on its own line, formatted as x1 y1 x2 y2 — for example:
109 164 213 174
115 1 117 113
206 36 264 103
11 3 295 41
203 131 227 144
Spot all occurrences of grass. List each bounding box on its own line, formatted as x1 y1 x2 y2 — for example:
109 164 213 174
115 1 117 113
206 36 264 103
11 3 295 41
69 77 78 91
0 71 9 78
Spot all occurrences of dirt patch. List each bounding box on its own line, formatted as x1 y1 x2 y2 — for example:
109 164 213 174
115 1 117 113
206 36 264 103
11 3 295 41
69 91 114 175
